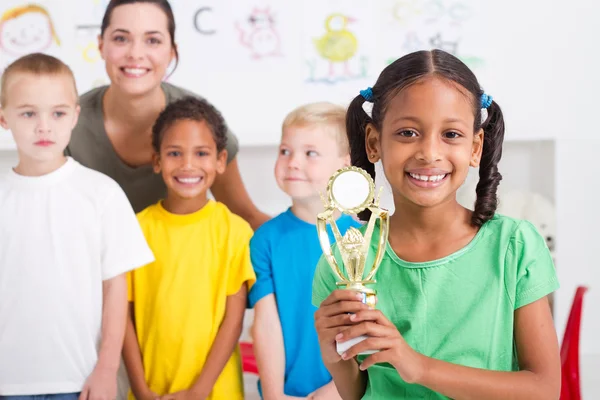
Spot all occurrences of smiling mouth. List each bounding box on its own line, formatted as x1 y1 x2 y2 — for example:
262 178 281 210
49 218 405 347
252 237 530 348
175 176 203 185
10 37 40 46
407 172 448 182
120 67 150 77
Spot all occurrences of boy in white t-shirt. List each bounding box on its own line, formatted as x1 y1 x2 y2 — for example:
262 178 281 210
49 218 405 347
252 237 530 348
0 54 154 399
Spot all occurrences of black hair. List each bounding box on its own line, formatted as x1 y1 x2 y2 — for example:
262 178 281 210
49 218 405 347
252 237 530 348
100 0 179 74
347 49 504 226
152 96 228 153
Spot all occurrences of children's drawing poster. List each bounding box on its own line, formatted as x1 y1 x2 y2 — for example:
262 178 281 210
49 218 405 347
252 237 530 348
0 1 74 73
302 0 377 86
172 0 302 146
379 0 485 71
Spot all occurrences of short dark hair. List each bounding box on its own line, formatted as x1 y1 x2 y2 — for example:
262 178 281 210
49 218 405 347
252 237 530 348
347 49 505 226
152 96 228 153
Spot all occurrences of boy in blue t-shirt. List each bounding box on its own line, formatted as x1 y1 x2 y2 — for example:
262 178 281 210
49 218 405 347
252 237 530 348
248 102 361 399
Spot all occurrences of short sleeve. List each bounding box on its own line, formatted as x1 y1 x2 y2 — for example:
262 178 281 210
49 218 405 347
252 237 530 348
247 230 275 308
311 246 342 307
226 220 256 296
508 220 559 309
100 183 155 280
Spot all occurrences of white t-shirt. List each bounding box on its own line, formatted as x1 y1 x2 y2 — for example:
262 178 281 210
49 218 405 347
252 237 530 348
0 157 155 395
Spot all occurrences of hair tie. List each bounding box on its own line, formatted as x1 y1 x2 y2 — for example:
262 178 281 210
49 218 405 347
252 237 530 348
480 93 493 109
360 87 374 102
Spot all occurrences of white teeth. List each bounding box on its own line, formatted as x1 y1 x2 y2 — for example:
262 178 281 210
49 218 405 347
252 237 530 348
177 177 201 184
409 173 447 182
123 68 147 76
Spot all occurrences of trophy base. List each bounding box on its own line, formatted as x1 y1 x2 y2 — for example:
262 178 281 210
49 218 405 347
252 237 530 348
336 284 378 356
340 283 377 308
336 335 377 356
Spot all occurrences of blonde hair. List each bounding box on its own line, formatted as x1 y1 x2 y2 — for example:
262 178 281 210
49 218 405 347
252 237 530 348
0 53 77 107
0 4 60 46
282 102 349 155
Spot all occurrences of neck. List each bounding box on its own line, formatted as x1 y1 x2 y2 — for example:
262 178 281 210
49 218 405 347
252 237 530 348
291 196 340 224
14 154 67 177
389 196 472 242
103 84 166 128
162 192 209 215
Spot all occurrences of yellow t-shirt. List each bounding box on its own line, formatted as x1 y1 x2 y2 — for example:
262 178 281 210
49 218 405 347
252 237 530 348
128 200 256 399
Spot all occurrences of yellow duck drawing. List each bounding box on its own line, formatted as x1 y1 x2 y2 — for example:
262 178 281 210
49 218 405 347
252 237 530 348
313 13 358 77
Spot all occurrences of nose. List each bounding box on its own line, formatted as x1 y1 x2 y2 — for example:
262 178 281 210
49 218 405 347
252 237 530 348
127 39 144 60
182 153 195 168
36 114 51 136
288 153 302 170
415 134 442 163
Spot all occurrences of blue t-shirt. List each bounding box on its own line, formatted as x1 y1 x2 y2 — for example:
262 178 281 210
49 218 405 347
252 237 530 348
248 208 362 397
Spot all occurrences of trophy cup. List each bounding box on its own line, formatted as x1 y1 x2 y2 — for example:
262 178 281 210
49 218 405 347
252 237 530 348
317 166 390 355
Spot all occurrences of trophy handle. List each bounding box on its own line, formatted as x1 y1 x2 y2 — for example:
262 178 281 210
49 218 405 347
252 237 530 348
363 207 389 282
316 209 349 284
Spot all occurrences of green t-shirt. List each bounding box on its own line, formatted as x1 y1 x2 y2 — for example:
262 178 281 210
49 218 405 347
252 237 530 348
312 214 559 399
66 82 239 213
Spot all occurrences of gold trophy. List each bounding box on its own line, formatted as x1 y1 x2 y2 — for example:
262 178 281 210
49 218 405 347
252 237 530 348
317 166 390 355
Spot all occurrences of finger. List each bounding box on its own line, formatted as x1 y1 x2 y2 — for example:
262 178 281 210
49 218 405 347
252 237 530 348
78 386 90 400
358 349 394 370
335 321 396 343
321 326 355 346
316 311 356 330
347 309 394 326
341 337 396 360
320 290 367 306
319 300 371 318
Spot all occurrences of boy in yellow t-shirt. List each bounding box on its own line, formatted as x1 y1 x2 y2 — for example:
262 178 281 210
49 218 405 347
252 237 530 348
122 96 256 400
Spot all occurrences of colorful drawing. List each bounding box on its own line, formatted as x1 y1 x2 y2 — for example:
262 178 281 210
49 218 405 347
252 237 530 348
74 26 108 91
236 7 282 59
0 4 59 57
313 13 358 77
423 0 472 26
391 0 422 25
76 26 101 64
429 32 458 55
384 0 484 69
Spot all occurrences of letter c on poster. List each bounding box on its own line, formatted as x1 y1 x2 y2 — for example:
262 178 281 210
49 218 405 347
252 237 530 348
194 7 215 35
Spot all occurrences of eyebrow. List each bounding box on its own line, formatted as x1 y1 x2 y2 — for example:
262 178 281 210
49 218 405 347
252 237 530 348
16 104 71 109
391 116 468 125
164 144 212 149
111 28 165 36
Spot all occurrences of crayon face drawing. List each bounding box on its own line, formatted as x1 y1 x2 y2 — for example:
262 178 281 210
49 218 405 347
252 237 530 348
0 4 59 57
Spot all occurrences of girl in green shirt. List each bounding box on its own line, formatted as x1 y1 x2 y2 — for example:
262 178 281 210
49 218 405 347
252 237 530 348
312 49 560 399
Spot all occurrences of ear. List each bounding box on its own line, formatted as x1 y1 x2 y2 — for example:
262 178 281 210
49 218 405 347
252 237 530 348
470 128 484 167
365 122 381 163
216 149 227 174
0 108 8 130
152 152 162 174
97 34 105 60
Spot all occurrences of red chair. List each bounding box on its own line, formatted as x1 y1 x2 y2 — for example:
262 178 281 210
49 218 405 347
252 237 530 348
560 286 588 400
240 341 259 375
